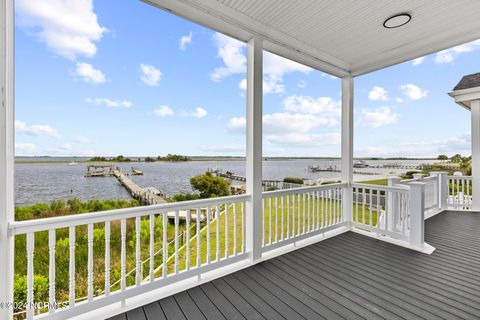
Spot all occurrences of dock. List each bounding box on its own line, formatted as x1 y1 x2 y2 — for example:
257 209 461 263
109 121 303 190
208 168 303 190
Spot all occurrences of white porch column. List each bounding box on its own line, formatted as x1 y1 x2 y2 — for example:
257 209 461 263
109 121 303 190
341 76 354 225
245 37 263 262
471 100 480 211
0 0 15 318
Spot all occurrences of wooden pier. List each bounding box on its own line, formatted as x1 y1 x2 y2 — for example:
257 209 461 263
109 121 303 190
208 169 303 190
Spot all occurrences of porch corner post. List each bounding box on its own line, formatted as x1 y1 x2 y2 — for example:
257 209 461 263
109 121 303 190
471 100 480 211
0 0 14 318
341 76 354 226
408 182 425 250
246 37 263 263
431 172 448 210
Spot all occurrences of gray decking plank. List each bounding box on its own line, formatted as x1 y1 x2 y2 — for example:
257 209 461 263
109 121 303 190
125 307 147 320
159 296 187 320
222 274 287 320
174 291 207 320
143 302 166 320
241 268 325 320
200 282 246 320
109 313 127 320
232 271 305 320
186 287 226 320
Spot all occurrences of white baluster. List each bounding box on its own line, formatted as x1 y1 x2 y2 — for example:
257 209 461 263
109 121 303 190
268 198 272 244
105 221 110 295
26 233 34 320
120 219 126 290
186 210 191 270
297 194 301 235
162 213 167 278
302 193 306 234
216 205 220 260
149 214 155 282
87 223 94 301
225 203 229 257
206 207 211 263
69 226 76 306
241 202 245 253
262 198 265 246
174 210 179 274
307 192 311 232
281 196 284 240
196 208 201 268
48 229 56 313
233 204 237 255
286 195 290 239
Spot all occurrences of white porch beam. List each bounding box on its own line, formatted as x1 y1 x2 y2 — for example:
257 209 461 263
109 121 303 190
0 0 15 319
341 76 354 225
471 100 480 211
245 37 263 262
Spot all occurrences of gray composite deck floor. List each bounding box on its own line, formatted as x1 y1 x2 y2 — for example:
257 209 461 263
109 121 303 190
110 211 480 320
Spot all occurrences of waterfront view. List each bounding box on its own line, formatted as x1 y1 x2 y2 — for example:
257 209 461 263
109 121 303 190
15 158 438 206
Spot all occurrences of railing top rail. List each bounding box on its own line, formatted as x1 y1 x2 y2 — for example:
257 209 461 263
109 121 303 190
351 183 409 193
9 193 251 236
422 176 437 181
447 175 472 180
262 182 347 197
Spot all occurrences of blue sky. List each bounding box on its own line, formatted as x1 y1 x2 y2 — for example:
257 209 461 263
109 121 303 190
13 0 479 158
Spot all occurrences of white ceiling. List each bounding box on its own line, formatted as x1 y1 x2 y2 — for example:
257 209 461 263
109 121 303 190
145 0 480 77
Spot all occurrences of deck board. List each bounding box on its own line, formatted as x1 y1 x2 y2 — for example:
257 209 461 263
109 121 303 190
110 211 480 320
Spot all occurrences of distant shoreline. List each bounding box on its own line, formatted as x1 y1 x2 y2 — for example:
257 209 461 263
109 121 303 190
15 156 437 164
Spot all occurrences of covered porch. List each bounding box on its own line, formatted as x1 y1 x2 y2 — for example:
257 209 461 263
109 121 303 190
1 1 480 320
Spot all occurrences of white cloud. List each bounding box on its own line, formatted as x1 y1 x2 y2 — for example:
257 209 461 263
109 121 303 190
356 134 471 158
297 80 307 88
227 112 337 135
60 143 73 151
200 144 245 153
153 105 174 117
210 33 246 81
412 56 425 66
74 62 106 84
211 32 310 93
179 31 192 50
266 132 341 147
16 0 107 60
435 40 480 64
357 107 398 128
395 97 403 103
401 84 428 100
15 120 61 139
15 143 38 155
86 98 133 108
190 107 208 118
74 136 90 144
140 64 162 86
283 95 340 117
368 86 388 101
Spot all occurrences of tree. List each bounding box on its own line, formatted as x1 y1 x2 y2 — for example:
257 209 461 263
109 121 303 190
451 154 462 163
460 156 472 175
437 154 448 162
190 172 231 198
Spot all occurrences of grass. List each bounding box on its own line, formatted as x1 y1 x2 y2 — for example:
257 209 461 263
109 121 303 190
357 178 388 186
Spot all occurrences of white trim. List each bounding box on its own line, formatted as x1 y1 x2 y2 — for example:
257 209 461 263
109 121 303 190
471 100 480 211
142 0 350 77
341 77 354 224
0 1 14 319
245 37 263 262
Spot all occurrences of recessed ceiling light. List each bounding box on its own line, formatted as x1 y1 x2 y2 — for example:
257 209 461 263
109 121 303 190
383 13 411 29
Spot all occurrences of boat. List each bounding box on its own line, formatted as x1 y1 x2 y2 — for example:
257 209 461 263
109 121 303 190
68 161 79 165
353 160 369 168
131 167 144 175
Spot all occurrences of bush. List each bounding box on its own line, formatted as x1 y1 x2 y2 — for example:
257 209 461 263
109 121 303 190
171 193 201 202
283 177 304 184
190 172 231 198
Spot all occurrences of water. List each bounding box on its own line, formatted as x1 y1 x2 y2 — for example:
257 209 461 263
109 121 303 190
14 159 437 206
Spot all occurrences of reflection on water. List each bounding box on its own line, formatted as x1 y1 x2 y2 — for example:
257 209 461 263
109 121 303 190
15 159 436 206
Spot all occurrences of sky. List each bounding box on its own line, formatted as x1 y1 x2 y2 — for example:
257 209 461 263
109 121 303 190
13 0 480 158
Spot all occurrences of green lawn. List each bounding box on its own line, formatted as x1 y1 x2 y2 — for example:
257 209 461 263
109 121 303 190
357 178 388 186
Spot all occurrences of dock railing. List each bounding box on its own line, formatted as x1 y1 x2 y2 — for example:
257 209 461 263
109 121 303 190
6 180 434 319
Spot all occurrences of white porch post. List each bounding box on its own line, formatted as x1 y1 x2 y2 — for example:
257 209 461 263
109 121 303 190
471 100 480 211
341 76 354 225
408 182 425 249
245 37 263 262
0 0 15 318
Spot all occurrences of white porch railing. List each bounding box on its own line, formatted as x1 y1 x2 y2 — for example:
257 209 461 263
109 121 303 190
447 175 472 210
351 183 410 242
6 176 460 319
261 183 348 253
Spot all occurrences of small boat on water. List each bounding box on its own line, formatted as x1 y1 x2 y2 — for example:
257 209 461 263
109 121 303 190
353 160 369 168
68 161 79 165
131 167 144 175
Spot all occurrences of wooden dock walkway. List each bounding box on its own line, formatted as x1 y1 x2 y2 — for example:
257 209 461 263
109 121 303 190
113 169 167 205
